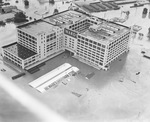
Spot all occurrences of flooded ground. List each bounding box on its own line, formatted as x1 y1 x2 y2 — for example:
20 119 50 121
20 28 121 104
1 0 150 122
0 87 41 122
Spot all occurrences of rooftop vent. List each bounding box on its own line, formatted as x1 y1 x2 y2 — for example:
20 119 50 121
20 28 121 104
89 25 100 32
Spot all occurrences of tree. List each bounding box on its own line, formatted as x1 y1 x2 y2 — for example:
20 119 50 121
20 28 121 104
49 0 55 4
14 12 28 23
0 21 6 27
53 8 59 15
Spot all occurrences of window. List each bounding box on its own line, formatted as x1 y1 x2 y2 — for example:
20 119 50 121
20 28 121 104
101 49 105 52
102 45 105 48
94 42 97 45
98 43 101 46
99 62 103 65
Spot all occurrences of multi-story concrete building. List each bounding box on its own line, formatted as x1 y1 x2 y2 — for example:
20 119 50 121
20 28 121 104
2 10 130 70
75 22 130 70
17 20 64 60
2 20 64 69
2 42 38 69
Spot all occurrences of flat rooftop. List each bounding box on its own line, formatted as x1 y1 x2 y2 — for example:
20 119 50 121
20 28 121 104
43 10 87 27
17 20 56 36
75 1 120 13
80 22 130 43
3 42 37 60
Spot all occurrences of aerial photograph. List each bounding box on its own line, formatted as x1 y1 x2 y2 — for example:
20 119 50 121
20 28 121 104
1 0 150 122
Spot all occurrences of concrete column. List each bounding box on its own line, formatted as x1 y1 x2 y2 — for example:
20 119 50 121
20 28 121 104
22 60 25 69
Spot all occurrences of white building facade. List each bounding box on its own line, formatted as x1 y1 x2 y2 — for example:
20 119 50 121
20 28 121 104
2 10 130 70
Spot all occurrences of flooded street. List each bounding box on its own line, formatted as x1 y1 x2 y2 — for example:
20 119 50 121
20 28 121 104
1 0 150 122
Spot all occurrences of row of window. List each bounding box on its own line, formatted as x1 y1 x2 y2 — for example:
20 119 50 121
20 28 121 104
107 45 127 60
71 23 89 30
24 58 36 66
77 46 105 55
18 34 37 44
69 19 88 29
107 47 127 62
109 37 129 50
46 33 56 39
5 56 22 67
77 48 105 55
87 19 97 25
47 42 56 48
18 30 36 40
109 41 127 52
77 43 106 51
64 36 75 49
78 37 106 48
46 36 56 42
109 35 129 47
18 41 37 53
18 40 37 48
24 55 37 63
18 37 37 47
78 54 103 66
77 43 106 52
4 51 22 64
77 49 105 58
109 44 127 55
72 24 90 32
77 51 104 62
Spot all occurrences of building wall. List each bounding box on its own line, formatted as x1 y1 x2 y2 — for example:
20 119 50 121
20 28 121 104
37 32 47 60
64 28 78 53
23 54 39 68
45 27 64 58
56 27 64 51
17 29 37 53
75 34 108 69
2 11 130 71
106 31 130 65
18 26 64 64
63 18 91 54
87 17 101 25
69 19 91 32
2 49 24 68
45 32 57 56
2 48 40 69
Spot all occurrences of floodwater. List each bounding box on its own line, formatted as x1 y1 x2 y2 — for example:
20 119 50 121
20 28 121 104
1 0 150 122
